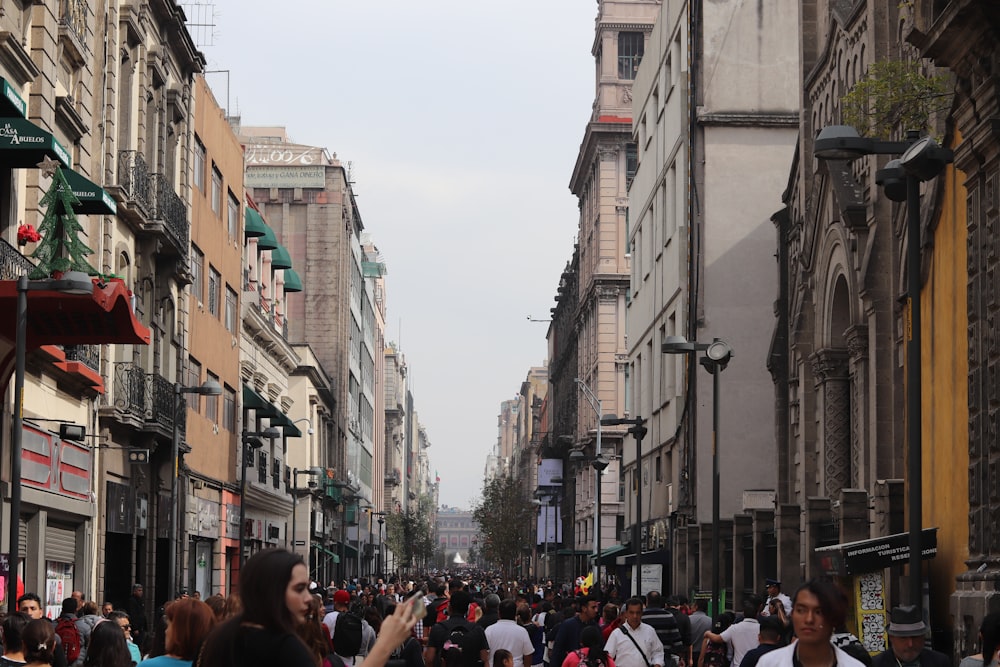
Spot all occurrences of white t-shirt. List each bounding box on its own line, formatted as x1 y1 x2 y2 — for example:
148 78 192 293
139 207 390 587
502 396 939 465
485 619 535 667
720 619 760 667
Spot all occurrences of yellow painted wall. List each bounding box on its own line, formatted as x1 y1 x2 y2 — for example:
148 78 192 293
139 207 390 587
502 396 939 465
922 132 968 632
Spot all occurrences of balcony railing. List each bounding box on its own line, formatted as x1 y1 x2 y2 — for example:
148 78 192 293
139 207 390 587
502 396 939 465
118 151 152 214
112 362 184 433
63 344 100 371
60 0 89 50
0 238 33 279
149 174 189 254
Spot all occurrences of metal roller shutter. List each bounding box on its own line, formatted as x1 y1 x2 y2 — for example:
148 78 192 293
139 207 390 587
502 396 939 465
18 520 27 559
45 524 76 563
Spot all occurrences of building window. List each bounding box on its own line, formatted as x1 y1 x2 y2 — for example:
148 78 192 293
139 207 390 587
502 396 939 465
206 371 219 423
618 32 644 80
225 285 237 332
227 191 239 238
193 137 206 191
187 358 202 411
191 246 204 304
208 266 221 317
626 143 638 190
223 384 236 432
211 164 222 215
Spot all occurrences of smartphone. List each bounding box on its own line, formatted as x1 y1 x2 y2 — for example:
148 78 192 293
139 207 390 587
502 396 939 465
405 584 428 620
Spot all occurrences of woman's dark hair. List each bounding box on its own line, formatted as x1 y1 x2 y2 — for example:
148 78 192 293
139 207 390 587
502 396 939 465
1 611 31 653
980 611 1000 666
80 601 99 617
165 598 216 659
84 620 132 667
204 594 227 621
579 625 608 667
364 605 383 634
493 649 513 667
240 548 306 632
297 595 330 667
792 578 848 630
23 618 56 665
714 611 736 632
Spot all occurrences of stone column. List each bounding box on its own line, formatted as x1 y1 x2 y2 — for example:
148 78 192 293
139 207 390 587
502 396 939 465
804 497 833 580
775 503 801 586
810 349 852 498
845 325 869 488
839 488 869 544
751 509 776 584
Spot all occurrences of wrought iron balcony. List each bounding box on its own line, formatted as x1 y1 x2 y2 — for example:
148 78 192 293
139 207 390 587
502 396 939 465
149 174 189 256
63 344 100 372
59 0 89 55
111 362 185 433
0 238 34 280
117 150 152 217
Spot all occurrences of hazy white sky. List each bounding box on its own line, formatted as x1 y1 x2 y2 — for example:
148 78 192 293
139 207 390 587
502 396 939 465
199 0 596 508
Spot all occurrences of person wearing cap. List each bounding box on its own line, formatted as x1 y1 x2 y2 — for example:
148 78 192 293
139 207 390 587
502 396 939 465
760 580 791 618
755 579 865 667
873 606 949 667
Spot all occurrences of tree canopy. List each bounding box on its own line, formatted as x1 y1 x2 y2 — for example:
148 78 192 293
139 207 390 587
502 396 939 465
472 473 535 579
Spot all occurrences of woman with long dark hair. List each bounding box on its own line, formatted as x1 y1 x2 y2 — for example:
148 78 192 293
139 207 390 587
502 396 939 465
198 549 417 667
83 621 133 667
23 619 57 667
561 626 615 667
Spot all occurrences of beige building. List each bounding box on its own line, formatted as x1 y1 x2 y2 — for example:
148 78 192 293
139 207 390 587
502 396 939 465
627 0 798 597
564 0 662 585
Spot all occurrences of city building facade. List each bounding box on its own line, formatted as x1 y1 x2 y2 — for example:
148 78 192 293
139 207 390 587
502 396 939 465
628 0 798 599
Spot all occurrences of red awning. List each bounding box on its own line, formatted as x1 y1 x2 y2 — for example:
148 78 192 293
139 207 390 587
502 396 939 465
0 277 150 388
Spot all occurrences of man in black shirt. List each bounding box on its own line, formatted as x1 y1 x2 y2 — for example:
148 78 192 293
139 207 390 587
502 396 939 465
643 592 685 666
426 591 490 667
550 595 599 667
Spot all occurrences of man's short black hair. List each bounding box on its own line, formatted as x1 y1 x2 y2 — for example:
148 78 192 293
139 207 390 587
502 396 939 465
62 597 77 615
499 598 517 620
758 616 783 641
449 579 466 593
450 590 472 615
742 595 762 618
624 596 644 610
645 591 665 609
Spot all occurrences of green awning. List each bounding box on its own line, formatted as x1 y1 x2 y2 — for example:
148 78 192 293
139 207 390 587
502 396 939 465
244 207 267 238
597 544 629 561
283 268 303 293
269 411 302 438
270 245 293 269
242 384 280 417
0 116 71 168
341 543 359 558
313 543 340 563
1 78 27 118
62 168 117 215
256 224 279 251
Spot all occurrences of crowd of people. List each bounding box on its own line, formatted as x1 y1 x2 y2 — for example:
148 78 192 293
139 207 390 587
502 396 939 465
0 558 996 667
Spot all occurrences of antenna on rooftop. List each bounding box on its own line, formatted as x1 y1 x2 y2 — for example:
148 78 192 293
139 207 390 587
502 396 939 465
179 2 219 50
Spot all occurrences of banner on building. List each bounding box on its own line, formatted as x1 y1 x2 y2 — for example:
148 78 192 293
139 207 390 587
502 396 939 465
538 459 563 486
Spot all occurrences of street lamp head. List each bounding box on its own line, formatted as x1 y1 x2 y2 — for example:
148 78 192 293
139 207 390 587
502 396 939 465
705 339 734 365
199 378 223 396
814 125 872 160
261 427 282 440
47 270 95 295
293 418 315 435
875 159 908 202
661 335 697 354
592 454 611 473
568 449 587 462
900 136 953 181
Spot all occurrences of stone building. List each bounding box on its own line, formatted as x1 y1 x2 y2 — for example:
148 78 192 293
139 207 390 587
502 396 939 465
627 0 798 599
562 0 662 591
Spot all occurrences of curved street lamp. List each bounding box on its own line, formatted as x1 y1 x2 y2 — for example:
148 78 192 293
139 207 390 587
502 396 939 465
814 124 952 614
662 335 732 615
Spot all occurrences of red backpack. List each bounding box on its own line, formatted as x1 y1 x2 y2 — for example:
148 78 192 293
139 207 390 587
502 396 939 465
55 617 82 664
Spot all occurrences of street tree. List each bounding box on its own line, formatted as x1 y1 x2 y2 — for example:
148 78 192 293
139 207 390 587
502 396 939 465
472 473 534 579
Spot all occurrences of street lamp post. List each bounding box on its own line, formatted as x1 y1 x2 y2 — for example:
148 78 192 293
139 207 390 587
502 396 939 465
291 468 321 558
169 378 222 600
814 125 952 614
600 416 648 596
573 379 603 590
662 336 733 616
238 427 282 568
373 511 386 579
8 271 94 608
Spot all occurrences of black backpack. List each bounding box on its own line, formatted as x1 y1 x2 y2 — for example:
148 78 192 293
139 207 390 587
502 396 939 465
441 622 471 667
333 611 364 657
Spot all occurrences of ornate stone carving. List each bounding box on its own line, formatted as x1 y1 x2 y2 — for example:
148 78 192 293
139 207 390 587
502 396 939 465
810 349 850 384
846 325 869 359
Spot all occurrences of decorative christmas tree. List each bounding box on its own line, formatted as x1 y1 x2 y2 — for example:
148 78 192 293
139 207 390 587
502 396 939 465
28 157 97 279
